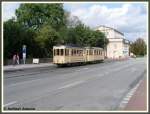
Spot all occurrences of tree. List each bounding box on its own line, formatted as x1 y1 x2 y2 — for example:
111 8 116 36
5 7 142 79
4 19 37 60
36 25 60 57
15 3 66 30
65 11 82 28
88 31 108 48
64 23 108 48
130 38 147 56
4 3 109 61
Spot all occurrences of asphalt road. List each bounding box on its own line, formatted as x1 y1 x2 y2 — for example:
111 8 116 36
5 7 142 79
3 57 147 111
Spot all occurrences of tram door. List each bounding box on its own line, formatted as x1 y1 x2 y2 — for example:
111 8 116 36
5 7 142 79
86 49 89 62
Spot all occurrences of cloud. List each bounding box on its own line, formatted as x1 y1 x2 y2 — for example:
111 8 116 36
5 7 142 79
2 3 20 21
68 3 148 41
2 2 148 42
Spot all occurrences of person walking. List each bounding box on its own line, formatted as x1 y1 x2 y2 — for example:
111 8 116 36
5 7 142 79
16 53 20 65
13 54 16 65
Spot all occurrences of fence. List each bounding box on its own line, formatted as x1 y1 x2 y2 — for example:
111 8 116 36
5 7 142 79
4 58 53 65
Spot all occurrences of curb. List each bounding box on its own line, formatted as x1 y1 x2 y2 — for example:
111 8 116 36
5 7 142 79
4 63 55 72
118 70 147 110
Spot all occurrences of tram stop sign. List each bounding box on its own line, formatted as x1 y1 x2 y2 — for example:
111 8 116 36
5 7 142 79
22 45 26 59
22 45 26 53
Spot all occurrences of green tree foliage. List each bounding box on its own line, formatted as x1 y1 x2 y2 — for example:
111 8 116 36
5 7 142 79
130 38 147 56
4 19 37 59
15 3 66 30
36 25 60 57
65 24 108 47
4 3 108 61
87 30 108 48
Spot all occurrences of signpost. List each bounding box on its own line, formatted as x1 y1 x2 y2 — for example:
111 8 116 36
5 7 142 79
22 45 26 64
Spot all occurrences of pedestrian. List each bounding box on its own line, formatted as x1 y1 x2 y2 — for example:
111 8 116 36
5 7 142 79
12 54 16 65
16 53 20 65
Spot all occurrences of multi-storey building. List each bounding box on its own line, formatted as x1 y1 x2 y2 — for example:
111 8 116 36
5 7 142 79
96 25 130 59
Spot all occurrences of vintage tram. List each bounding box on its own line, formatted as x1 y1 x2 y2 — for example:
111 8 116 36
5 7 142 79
53 45 104 66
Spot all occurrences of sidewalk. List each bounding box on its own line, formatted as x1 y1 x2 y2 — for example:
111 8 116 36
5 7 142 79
124 76 147 111
3 63 54 72
4 58 130 72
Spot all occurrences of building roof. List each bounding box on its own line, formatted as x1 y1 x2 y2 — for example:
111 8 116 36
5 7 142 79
96 25 124 36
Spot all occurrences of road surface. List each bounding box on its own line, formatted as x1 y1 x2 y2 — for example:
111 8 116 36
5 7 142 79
3 57 147 111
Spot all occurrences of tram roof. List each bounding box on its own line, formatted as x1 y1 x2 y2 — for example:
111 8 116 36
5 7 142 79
53 45 84 49
53 45 104 50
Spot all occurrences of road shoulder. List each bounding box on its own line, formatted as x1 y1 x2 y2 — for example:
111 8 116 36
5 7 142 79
124 75 147 111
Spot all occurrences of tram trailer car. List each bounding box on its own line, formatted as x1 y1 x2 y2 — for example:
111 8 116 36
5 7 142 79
53 45 104 66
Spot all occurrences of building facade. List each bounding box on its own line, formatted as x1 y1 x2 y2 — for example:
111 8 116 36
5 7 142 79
96 25 130 59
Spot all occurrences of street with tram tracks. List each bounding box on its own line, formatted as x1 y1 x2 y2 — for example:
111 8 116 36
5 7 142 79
3 57 147 111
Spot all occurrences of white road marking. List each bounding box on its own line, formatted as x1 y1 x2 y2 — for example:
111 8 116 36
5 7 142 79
4 101 17 107
7 78 42 87
118 80 142 109
84 68 89 69
58 80 85 90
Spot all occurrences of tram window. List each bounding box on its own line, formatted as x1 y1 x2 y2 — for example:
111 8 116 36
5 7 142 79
66 49 69 56
53 50 54 56
74 49 76 55
57 49 59 55
78 50 80 56
72 49 74 56
60 49 63 56
65 49 69 56
54 49 56 56
79 50 82 56
72 49 73 56
81 50 83 56
65 49 66 56
79 50 81 56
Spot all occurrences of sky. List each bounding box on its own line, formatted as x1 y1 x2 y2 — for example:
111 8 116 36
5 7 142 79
2 2 148 42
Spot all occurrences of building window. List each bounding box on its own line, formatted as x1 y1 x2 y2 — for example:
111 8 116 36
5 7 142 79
114 44 117 49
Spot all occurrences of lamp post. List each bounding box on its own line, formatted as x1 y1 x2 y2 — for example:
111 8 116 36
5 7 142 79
104 26 107 58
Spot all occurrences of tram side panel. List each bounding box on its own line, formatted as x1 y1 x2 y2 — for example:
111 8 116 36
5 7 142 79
68 48 85 64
